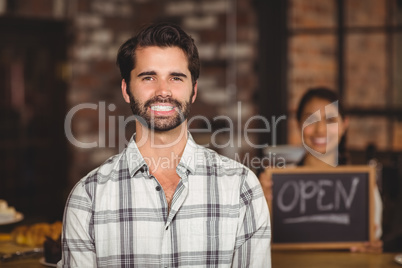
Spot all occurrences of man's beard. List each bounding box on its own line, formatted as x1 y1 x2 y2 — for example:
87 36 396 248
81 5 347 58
129 94 192 132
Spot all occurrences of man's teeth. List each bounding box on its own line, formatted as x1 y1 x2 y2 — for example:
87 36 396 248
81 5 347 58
151 105 174 111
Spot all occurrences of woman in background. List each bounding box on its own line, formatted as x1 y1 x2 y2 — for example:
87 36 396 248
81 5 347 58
260 87 383 253
295 87 348 168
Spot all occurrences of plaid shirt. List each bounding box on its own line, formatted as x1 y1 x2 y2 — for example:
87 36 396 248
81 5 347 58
58 135 271 268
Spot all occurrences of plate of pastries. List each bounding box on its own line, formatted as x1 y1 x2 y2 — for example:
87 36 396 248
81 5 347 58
10 221 62 266
11 221 62 247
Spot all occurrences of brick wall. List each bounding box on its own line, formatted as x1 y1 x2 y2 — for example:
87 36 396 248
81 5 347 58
287 0 398 152
5 0 398 186
1 0 259 186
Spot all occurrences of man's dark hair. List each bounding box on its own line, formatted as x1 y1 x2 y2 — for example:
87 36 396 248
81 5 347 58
116 22 200 88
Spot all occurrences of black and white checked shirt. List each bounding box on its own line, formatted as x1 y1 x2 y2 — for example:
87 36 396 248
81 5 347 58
58 135 271 267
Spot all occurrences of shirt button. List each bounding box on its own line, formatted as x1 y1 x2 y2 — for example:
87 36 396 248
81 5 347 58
155 185 162 191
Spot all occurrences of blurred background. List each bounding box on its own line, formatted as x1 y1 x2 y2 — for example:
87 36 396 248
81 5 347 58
0 0 401 250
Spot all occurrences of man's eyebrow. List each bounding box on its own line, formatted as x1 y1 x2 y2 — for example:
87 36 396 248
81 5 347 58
171 72 187 78
137 71 187 78
137 71 156 77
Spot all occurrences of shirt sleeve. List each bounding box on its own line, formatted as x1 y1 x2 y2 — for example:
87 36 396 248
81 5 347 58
232 170 272 267
57 180 97 268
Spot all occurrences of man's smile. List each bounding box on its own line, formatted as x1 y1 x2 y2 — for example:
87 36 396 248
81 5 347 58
150 104 175 112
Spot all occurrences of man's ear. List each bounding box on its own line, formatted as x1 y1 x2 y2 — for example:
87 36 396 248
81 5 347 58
121 79 130 103
191 82 198 103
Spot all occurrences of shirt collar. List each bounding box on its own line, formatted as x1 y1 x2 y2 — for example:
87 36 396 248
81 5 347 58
125 135 147 177
125 132 199 177
177 133 197 175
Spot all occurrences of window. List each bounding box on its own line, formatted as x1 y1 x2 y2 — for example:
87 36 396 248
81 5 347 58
286 0 402 152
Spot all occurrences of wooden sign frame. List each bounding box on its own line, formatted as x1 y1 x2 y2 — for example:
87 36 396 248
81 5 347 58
265 166 376 250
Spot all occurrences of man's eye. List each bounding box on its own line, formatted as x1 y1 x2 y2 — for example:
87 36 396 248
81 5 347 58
172 77 183 81
143 77 153 81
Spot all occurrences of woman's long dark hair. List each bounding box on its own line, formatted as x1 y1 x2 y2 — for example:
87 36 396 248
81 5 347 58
296 87 348 165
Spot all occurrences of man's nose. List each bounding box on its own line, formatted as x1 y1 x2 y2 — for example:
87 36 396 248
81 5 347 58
155 80 172 98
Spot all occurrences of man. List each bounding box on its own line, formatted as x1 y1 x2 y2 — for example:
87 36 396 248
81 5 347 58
58 22 271 268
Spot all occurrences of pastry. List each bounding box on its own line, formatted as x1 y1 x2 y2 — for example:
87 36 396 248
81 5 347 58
0 199 16 221
11 221 62 247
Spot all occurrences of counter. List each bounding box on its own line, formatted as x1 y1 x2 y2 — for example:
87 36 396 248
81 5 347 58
0 236 401 267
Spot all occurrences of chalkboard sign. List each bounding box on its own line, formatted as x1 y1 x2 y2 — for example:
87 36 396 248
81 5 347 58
267 166 375 250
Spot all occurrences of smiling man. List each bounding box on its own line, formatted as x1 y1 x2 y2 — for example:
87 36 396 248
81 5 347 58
58 22 271 268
